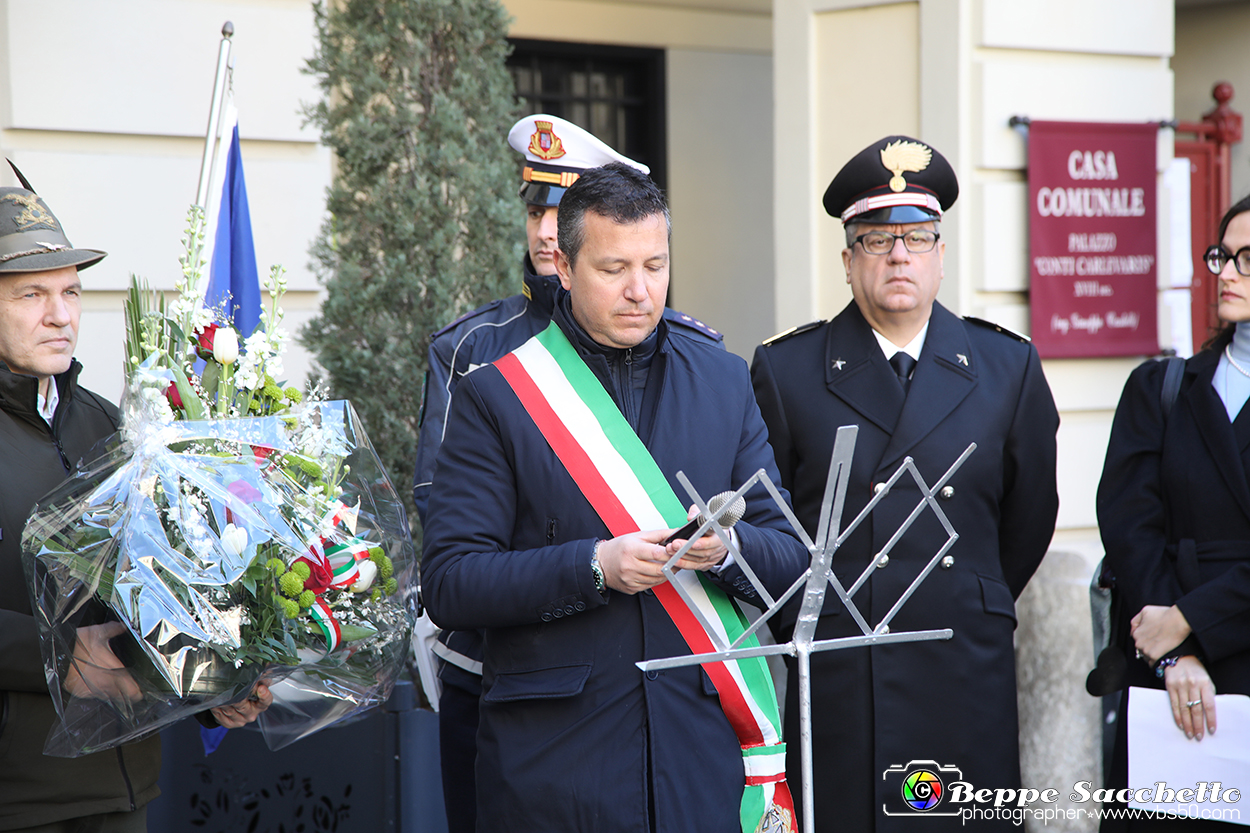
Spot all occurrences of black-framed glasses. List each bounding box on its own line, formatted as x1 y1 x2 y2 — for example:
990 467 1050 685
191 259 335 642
1205 244 1250 277
853 230 940 255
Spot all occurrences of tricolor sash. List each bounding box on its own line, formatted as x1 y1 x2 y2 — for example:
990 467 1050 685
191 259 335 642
494 321 795 833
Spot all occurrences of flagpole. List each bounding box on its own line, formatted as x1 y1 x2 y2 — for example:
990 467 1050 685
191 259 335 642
196 21 235 208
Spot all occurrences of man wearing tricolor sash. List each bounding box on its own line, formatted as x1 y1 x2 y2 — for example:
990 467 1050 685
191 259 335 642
413 114 725 833
423 164 807 833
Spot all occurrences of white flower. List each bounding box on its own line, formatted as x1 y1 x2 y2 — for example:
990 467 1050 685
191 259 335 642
213 327 239 365
220 523 249 557
349 559 378 593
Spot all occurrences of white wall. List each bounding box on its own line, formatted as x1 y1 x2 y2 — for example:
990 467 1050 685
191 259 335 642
0 0 329 403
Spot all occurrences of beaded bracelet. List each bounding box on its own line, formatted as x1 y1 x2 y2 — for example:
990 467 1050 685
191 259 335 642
1154 655 1182 678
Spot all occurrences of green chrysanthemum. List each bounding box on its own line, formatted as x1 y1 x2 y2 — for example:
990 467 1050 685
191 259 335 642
284 387 303 404
279 570 305 597
370 552 394 581
290 561 312 581
384 578 398 596
281 598 300 618
298 590 316 609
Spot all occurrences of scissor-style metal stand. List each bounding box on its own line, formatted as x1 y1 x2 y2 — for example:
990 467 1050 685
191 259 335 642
637 425 975 830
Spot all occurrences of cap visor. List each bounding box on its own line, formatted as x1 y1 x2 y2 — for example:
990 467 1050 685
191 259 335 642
518 182 568 207
847 205 940 225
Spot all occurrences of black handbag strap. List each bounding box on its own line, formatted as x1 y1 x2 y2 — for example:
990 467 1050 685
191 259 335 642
1159 355 1184 423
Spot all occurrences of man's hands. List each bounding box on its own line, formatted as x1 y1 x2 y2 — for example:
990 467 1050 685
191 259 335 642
598 509 731 595
210 681 274 729
62 622 272 729
64 622 142 702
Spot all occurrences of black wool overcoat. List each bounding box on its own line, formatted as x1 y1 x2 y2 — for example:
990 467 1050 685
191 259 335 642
751 300 1059 832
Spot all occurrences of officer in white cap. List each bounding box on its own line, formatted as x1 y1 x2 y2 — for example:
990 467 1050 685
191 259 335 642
411 114 722 833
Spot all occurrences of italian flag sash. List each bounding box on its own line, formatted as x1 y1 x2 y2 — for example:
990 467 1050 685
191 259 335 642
494 322 795 833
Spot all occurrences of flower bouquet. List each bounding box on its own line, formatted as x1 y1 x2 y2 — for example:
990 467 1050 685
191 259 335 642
21 208 416 756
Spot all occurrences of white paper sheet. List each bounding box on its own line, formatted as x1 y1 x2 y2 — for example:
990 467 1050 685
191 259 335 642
1127 686 1250 824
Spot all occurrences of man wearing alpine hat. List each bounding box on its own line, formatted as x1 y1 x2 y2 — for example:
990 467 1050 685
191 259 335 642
750 136 1059 831
411 115 723 833
0 182 268 832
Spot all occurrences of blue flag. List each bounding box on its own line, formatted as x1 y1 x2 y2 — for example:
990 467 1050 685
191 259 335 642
200 724 229 756
204 122 261 337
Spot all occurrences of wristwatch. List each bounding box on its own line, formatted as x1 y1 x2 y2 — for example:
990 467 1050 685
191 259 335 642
590 540 606 593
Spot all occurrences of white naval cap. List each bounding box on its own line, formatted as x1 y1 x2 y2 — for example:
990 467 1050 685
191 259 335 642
508 113 650 206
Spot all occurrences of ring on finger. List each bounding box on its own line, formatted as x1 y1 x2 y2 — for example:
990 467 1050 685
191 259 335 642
1186 699 1202 708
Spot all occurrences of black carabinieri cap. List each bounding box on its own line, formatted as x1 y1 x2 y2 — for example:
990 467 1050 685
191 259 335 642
823 136 958 225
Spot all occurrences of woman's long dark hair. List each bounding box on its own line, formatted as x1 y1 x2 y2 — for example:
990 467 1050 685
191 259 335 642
1201 194 1250 351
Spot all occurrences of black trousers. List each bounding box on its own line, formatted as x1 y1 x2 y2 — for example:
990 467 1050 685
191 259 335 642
439 682 480 833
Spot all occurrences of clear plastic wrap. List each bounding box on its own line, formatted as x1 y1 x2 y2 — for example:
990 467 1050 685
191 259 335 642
21 399 416 757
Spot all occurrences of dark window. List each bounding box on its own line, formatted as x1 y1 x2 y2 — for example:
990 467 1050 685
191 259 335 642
507 39 667 190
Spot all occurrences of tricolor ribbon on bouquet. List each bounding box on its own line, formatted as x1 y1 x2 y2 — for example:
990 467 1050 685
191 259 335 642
299 500 382 651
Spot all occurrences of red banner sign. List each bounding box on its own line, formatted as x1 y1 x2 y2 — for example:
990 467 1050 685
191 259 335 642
1028 121 1158 358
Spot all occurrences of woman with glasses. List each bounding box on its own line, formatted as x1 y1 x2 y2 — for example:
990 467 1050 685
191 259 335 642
1096 194 1250 830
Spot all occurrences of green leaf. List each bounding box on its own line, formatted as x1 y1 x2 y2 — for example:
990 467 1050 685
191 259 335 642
200 360 220 399
339 624 378 643
170 364 204 420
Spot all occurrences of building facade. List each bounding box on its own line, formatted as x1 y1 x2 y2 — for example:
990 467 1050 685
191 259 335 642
3 0 1245 828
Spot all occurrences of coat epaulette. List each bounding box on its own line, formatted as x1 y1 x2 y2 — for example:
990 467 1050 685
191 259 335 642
762 320 824 346
429 298 506 341
664 309 724 343
963 316 1030 343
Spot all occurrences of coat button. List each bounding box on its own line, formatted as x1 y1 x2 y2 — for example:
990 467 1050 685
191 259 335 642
939 486 955 500
876 553 889 568
646 670 659 681
564 605 576 615
540 612 553 622
552 608 564 618
873 482 887 495
574 601 586 612
941 555 954 569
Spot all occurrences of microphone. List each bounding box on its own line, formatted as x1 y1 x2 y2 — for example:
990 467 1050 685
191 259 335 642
663 491 746 545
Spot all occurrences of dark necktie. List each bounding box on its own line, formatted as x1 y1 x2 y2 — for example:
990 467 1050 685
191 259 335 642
889 352 916 394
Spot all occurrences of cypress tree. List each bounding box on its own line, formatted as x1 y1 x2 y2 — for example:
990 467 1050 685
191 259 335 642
302 0 522 534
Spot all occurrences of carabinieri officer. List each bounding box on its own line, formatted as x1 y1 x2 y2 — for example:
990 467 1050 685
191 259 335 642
751 135 1060 832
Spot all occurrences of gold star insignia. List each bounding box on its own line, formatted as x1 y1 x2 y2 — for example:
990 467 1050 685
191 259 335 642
832 358 846 370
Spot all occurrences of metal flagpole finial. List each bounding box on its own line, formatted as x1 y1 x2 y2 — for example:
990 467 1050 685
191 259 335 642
196 23 237 209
